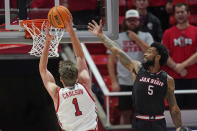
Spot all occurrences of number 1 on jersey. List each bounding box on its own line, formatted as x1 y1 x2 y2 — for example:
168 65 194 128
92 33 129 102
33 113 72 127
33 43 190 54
72 98 82 116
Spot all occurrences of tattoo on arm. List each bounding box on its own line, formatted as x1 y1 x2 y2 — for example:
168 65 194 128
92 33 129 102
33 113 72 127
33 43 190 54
100 34 118 50
166 76 182 128
100 34 136 71
117 51 133 70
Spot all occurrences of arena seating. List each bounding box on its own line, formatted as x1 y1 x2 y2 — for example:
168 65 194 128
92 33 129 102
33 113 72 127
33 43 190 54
85 43 121 125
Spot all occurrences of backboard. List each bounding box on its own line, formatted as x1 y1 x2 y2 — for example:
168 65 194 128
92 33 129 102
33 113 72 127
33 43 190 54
0 0 119 44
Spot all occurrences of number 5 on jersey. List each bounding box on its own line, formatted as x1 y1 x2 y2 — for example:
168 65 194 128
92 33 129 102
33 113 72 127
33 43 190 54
72 98 82 116
148 85 154 95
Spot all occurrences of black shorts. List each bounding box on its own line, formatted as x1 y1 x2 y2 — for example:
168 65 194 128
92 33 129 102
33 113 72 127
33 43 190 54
132 118 166 131
118 85 133 111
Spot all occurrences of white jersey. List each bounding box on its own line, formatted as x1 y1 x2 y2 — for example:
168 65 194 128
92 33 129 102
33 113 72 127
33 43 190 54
56 83 97 131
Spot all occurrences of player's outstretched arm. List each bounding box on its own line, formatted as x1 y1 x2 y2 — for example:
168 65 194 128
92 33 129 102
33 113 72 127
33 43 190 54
88 20 141 78
39 25 59 104
64 19 91 91
166 75 182 130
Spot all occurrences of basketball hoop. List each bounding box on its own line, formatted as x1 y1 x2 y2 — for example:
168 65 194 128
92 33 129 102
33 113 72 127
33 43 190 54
20 19 64 57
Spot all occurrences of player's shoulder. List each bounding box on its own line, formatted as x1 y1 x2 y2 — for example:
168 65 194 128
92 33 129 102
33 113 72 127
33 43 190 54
49 82 61 92
167 75 175 85
75 82 87 90
166 73 173 80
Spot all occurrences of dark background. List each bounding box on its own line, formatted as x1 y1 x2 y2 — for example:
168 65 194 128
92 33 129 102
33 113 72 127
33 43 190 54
0 58 62 131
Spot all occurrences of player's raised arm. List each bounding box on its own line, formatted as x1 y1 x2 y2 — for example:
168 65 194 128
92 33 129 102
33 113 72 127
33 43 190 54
64 19 91 91
39 25 59 104
88 20 141 77
166 75 182 130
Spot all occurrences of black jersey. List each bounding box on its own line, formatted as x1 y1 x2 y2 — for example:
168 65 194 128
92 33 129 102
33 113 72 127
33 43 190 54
133 67 168 115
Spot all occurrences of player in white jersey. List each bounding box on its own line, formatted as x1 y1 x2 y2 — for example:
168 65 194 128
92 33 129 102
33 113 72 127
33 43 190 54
39 17 98 131
57 83 97 131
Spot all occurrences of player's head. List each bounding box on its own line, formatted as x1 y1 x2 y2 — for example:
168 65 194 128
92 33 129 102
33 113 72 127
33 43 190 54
59 60 78 86
174 3 190 24
122 9 140 33
142 42 169 69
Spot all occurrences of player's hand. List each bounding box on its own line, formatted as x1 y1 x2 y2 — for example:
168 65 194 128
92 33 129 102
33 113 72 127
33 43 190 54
111 81 120 92
64 15 73 32
88 20 103 38
45 23 54 43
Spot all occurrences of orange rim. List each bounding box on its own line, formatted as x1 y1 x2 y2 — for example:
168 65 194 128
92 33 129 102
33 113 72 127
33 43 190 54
20 19 49 29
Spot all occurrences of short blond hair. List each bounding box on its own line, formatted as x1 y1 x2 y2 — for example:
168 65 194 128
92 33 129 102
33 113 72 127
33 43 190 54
59 60 78 86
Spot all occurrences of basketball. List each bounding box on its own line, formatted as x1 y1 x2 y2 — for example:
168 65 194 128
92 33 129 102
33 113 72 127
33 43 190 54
48 5 72 28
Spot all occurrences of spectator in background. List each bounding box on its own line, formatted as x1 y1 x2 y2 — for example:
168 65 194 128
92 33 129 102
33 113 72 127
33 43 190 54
165 0 174 15
165 0 189 14
107 9 153 124
162 3 197 109
148 0 172 31
134 0 163 42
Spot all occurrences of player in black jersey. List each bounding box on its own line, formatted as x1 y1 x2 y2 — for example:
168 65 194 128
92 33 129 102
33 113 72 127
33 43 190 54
88 20 186 131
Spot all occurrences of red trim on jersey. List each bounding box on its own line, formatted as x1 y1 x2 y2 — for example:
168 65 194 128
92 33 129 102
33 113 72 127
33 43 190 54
56 88 61 113
148 70 162 75
156 70 162 75
79 83 95 102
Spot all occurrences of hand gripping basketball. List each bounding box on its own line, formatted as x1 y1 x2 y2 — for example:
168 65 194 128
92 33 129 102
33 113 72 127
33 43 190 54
48 5 72 28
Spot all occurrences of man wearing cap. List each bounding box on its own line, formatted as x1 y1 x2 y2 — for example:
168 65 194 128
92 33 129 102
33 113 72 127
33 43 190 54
107 9 154 125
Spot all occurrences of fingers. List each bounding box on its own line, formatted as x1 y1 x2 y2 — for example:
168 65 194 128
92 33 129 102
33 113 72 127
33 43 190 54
92 20 98 26
88 22 95 31
99 19 102 26
45 24 54 41
67 15 73 25
45 22 51 35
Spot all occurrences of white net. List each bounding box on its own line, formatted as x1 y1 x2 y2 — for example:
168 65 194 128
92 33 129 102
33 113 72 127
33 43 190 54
22 21 64 57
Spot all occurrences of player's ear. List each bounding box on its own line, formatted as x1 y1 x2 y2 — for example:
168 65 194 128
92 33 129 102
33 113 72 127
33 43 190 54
155 54 161 62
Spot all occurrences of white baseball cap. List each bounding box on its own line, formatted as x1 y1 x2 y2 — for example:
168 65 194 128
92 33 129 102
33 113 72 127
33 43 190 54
125 9 140 19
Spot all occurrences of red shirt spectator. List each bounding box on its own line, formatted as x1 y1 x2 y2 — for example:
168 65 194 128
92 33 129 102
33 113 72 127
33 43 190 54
162 25 197 79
